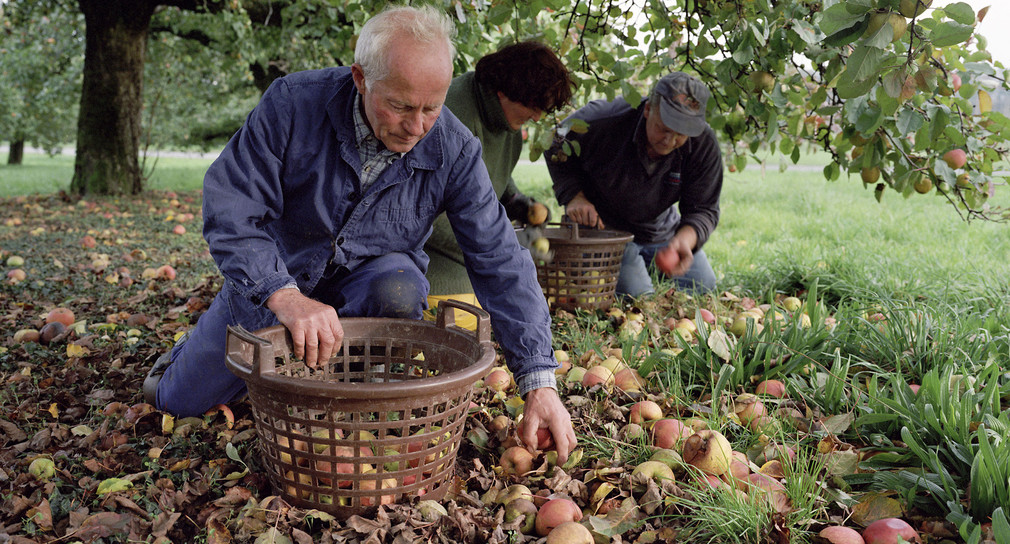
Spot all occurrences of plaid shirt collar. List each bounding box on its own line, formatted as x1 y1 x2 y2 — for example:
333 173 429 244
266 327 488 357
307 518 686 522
352 93 402 165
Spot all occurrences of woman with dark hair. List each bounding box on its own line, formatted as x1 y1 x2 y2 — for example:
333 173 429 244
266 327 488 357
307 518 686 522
425 40 574 296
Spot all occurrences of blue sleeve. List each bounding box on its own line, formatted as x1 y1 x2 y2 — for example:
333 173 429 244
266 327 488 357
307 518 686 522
443 137 559 388
201 78 296 306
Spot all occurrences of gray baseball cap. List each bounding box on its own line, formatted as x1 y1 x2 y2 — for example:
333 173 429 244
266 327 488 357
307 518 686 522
652 72 710 137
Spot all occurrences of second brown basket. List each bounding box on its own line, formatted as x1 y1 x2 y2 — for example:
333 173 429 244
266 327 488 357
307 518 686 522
535 220 633 311
224 300 495 518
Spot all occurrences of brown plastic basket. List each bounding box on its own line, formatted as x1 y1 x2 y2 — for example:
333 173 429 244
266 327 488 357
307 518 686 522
536 220 633 311
224 300 495 518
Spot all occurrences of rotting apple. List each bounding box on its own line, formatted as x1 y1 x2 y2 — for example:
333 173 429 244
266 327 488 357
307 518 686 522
733 393 766 426
13 329 40 343
503 497 539 534
500 446 535 477
682 429 733 476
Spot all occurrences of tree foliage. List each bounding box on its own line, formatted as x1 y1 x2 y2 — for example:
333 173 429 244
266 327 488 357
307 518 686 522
5 0 1010 220
0 0 83 163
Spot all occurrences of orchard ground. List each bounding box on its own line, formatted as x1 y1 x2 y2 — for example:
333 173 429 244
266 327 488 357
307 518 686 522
0 152 1008 543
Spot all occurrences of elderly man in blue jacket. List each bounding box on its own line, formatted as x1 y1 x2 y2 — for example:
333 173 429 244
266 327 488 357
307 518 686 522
143 5 575 462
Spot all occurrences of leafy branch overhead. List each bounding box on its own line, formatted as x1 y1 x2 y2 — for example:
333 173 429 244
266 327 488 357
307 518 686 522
517 0 1008 221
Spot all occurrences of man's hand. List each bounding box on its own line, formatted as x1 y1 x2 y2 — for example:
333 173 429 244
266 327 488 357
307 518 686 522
520 387 577 465
564 192 604 229
266 288 343 368
657 225 698 277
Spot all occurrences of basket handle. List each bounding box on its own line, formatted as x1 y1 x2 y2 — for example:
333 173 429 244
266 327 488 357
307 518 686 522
435 299 491 343
559 215 582 240
225 324 277 377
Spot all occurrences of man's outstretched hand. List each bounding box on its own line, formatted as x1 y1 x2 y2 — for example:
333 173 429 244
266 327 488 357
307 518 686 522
520 387 577 465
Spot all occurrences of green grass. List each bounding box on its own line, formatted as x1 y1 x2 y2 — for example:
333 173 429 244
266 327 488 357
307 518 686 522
515 157 1010 302
6 150 1009 303
0 152 213 197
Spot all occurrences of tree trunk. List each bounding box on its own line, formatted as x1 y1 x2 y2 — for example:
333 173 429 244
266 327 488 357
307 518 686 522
7 136 25 165
71 0 157 195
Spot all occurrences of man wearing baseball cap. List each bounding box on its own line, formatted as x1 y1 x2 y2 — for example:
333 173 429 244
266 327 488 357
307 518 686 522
546 72 722 296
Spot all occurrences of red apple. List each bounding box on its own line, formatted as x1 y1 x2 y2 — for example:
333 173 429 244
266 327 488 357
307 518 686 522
862 518 920 544
172 224 186 235
581 365 615 389
755 379 787 398
484 367 512 392
80 235 97 248
614 367 646 392
155 265 176 280
628 400 663 425
655 247 680 275
699 308 716 324
7 268 27 283
535 498 583 536
942 149 967 169
518 418 554 450
651 418 692 450
46 307 75 327
819 526 866 544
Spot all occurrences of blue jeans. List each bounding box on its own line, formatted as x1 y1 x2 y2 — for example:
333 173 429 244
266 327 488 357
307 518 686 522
155 253 428 417
616 240 717 298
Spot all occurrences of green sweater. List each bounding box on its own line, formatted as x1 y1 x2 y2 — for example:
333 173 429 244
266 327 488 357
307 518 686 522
425 71 524 295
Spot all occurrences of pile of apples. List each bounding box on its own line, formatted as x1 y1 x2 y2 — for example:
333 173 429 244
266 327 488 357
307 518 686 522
474 294 919 543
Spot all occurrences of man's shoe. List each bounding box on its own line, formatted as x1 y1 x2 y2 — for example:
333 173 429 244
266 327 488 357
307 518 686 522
143 352 173 406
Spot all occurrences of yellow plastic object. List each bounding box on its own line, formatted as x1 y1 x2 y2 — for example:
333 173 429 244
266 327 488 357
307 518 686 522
425 294 481 331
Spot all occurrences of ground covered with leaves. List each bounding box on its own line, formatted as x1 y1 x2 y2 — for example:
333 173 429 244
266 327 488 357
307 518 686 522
1 190 1007 544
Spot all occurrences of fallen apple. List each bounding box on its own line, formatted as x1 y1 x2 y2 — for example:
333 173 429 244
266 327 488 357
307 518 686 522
651 418 692 450
46 307 75 327
155 265 176 280
682 429 733 476
733 393 766 426
503 497 539 534
755 379 787 398
28 457 56 480
631 460 675 484
500 446 535 477
518 418 554 450
628 400 663 425
819 525 866 544
484 367 512 392
862 518 920 544
13 329 40 343
546 521 593 544
581 365 615 389
535 498 583 536
614 367 646 392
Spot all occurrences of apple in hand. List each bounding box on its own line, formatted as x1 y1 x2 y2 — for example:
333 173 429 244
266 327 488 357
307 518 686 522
655 247 680 276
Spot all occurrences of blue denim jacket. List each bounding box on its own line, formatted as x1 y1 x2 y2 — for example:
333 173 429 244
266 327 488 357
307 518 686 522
202 67 557 391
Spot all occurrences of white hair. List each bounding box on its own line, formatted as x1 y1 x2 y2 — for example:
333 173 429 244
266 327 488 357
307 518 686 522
354 5 456 83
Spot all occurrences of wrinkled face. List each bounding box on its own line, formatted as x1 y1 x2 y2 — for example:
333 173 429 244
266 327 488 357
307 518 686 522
643 102 689 159
352 37 453 153
497 92 543 131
